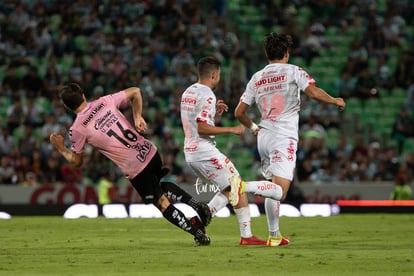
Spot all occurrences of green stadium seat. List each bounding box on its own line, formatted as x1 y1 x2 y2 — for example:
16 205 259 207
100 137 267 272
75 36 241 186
403 138 414 154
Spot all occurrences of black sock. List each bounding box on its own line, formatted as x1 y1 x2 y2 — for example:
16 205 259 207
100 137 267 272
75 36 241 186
162 204 204 238
161 181 199 209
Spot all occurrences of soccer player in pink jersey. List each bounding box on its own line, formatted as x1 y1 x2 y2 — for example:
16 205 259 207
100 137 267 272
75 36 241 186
181 56 286 246
49 83 211 246
235 33 346 246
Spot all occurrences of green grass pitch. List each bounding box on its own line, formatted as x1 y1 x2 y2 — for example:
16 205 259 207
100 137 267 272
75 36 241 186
1 214 413 275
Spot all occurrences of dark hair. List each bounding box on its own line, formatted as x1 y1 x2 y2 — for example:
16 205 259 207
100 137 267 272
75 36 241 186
264 33 293 60
197 55 221 79
59 82 84 110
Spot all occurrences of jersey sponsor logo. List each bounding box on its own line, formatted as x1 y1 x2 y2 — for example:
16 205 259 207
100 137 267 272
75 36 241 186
255 74 286 88
287 140 295 162
263 84 282 92
181 97 197 104
132 140 152 162
94 110 118 132
82 103 105 126
271 150 282 163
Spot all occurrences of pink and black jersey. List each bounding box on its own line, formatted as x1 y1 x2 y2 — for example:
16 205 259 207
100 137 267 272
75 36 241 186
180 83 221 162
69 91 157 179
241 63 316 140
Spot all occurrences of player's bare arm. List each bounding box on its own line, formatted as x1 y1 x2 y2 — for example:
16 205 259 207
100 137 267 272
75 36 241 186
304 85 346 111
124 87 147 133
197 121 244 137
49 133 83 167
234 101 260 135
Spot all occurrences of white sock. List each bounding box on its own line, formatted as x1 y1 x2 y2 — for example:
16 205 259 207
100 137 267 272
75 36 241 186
244 180 283 200
208 192 228 216
234 206 252 238
264 198 280 237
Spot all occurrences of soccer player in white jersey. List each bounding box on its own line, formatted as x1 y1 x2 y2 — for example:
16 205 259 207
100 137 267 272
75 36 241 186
49 83 212 246
181 55 285 245
235 33 346 246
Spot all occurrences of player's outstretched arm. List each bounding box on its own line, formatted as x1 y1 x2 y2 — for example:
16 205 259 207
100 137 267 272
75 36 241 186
304 85 346 111
197 121 244 137
49 133 83 167
124 87 147 133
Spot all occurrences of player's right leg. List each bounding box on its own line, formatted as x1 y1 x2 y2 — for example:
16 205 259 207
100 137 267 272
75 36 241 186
156 195 210 246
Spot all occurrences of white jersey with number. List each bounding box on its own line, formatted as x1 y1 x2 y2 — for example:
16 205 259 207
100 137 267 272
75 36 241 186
180 83 221 162
240 63 315 138
241 63 316 180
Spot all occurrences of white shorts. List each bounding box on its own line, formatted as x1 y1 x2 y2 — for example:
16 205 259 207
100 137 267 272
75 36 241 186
258 129 297 181
187 152 239 191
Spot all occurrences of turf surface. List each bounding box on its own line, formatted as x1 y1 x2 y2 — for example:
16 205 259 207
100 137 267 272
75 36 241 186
1 214 413 275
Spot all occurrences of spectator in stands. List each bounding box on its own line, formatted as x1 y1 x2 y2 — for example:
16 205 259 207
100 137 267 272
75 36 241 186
0 155 17 184
2 66 22 97
159 126 180 173
347 39 368 76
40 113 62 141
365 19 388 59
6 96 28 132
68 54 84 83
25 96 45 128
391 105 414 154
15 154 35 185
389 169 412 200
312 102 340 129
354 67 379 104
300 114 328 152
299 26 322 66
16 123 39 156
42 156 64 185
0 127 16 155
334 67 357 99
375 55 394 93
394 51 414 89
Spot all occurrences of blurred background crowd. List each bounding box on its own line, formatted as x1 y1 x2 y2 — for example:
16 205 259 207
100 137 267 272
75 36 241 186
0 0 413 196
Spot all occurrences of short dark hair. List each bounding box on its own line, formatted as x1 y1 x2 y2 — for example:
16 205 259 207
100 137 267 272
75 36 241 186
197 55 221 79
264 33 293 60
59 82 84 110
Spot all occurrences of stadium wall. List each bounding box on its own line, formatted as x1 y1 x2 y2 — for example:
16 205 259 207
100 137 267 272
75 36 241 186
0 182 396 205
1 182 413 216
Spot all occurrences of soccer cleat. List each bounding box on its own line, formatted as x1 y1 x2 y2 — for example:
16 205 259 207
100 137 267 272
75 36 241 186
240 236 267 245
190 216 205 233
266 235 290 247
193 234 211 247
195 202 212 226
228 175 245 206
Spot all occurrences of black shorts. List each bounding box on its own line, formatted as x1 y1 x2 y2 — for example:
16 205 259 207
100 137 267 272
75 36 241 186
130 152 164 204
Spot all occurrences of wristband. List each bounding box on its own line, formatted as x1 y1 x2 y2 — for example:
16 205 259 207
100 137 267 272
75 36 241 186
250 122 259 133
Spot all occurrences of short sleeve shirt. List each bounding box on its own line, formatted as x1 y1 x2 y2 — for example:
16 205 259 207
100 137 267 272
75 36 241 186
69 91 157 179
241 63 316 139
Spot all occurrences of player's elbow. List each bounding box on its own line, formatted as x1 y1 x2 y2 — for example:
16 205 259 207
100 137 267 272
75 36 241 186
234 104 245 120
234 109 242 120
125 87 141 101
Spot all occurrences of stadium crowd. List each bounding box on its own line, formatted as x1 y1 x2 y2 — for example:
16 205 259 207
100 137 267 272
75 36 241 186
0 0 413 194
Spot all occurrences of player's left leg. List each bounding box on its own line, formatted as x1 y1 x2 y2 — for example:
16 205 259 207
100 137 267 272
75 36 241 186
160 181 212 226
